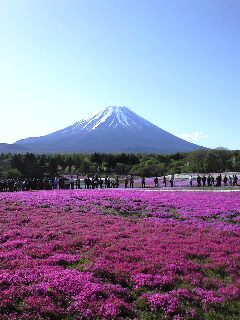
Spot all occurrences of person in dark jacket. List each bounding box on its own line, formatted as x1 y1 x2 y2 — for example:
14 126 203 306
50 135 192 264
129 175 134 188
197 175 201 187
141 177 146 188
163 175 167 187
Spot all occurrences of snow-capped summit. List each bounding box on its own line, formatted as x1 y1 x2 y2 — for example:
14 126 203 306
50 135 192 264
83 106 138 129
14 106 203 154
62 106 154 134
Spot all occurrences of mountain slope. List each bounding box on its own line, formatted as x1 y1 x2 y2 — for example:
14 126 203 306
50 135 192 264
13 106 204 154
0 143 29 154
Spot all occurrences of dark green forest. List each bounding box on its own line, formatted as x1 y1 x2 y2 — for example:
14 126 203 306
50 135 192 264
0 149 240 178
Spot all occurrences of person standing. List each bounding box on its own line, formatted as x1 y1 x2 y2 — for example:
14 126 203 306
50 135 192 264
76 176 81 189
234 175 238 186
141 177 146 188
154 176 159 187
104 176 108 188
93 175 99 188
87 176 91 189
70 176 75 189
91 177 95 189
189 175 193 187
171 174 175 187
115 176 119 188
84 177 87 189
197 175 201 187
169 176 174 187
163 175 167 187
223 175 228 187
207 175 211 187
202 175 206 187
54 177 60 189
129 175 134 188
106 177 111 188
99 177 103 188
233 175 236 186
211 176 215 187
124 176 129 188
216 174 222 187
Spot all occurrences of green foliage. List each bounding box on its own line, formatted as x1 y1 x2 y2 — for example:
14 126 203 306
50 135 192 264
0 168 22 179
132 159 165 177
202 300 240 320
1 149 240 178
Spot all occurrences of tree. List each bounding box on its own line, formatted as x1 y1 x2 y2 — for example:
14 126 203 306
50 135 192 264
1 168 22 179
133 160 165 177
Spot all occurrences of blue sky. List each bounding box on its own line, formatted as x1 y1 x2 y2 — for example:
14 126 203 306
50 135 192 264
0 0 240 149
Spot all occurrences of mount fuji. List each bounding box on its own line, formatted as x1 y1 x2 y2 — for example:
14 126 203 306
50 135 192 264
7 106 203 154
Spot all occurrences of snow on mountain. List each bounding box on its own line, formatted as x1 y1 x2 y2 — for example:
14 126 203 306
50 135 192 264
13 106 204 154
57 106 153 135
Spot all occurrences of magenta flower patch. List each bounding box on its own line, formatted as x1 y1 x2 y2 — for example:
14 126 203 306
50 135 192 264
0 189 239 319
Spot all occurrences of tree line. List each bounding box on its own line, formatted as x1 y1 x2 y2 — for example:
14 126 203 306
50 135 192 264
0 149 240 179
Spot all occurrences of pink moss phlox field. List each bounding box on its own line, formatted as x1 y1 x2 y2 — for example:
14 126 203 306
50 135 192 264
0 190 240 319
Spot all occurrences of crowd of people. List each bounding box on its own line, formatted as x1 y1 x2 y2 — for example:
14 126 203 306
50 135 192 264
0 173 239 192
189 174 239 187
152 175 174 188
0 175 120 192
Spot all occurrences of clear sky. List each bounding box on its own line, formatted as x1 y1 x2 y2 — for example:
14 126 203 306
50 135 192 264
0 0 240 149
